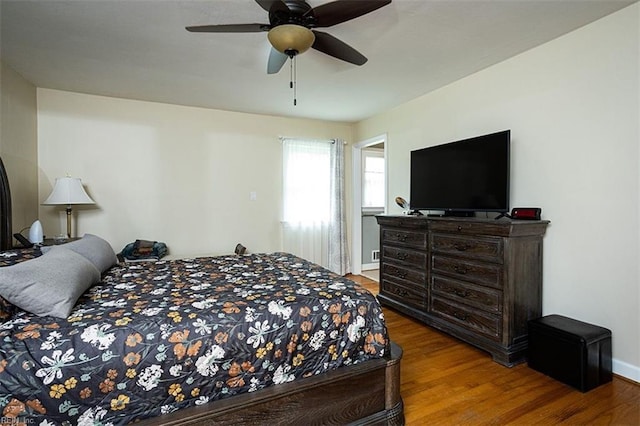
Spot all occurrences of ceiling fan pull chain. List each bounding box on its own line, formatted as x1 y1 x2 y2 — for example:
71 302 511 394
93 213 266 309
290 57 293 91
289 56 297 106
293 56 297 106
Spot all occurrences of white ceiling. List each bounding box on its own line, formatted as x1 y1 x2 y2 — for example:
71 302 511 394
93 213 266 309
1 0 634 122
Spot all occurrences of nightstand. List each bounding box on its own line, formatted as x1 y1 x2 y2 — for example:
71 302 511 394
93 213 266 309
42 237 81 246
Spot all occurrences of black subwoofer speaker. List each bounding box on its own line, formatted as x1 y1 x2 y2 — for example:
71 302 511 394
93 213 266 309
528 314 612 392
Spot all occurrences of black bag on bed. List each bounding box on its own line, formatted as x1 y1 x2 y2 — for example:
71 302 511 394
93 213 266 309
119 239 167 262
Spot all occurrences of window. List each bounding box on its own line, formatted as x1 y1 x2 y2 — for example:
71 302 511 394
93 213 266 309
282 139 331 224
362 149 385 208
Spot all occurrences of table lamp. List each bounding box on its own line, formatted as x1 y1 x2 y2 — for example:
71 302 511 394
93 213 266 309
43 176 95 238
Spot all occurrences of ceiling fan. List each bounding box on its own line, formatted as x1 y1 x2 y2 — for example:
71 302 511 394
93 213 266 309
186 0 392 75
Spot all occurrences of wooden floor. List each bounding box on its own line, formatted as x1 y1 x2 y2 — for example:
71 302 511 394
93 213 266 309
348 275 640 425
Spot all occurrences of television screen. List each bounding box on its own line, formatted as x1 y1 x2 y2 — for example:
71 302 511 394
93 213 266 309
409 130 510 214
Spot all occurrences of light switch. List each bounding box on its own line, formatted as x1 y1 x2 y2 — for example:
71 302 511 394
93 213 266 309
250 191 257 201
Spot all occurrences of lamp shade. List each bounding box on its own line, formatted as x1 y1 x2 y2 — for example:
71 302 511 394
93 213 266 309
43 177 95 206
268 24 315 55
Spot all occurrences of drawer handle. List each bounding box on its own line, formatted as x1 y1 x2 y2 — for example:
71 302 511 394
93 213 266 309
393 288 408 297
453 243 471 251
453 311 468 321
388 267 407 279
453 266 468 275
397 252 409 260
396 233 408 242
454 289 469 298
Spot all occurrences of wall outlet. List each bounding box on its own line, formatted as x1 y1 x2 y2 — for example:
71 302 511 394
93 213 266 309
372 249 380 261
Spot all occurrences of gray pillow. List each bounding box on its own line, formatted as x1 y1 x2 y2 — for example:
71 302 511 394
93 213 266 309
0 248 100 318
42 233 117 273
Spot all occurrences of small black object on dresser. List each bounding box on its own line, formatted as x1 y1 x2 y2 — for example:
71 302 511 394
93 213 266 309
528 314 612 392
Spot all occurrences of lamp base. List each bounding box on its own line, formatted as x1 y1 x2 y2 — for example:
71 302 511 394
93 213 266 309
66 205 73 238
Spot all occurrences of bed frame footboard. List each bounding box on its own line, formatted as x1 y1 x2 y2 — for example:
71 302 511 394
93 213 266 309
138 341 403 425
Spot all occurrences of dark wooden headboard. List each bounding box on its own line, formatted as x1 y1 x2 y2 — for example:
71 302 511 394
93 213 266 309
0 156 12 250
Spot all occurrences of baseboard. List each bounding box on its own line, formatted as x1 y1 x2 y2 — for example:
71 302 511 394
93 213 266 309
613 358 640 384
362 263 379 271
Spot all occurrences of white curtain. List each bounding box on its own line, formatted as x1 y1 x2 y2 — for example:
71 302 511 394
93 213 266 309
281 221 329 267
328 139 350 275
282 139 331 268
281 138 350 275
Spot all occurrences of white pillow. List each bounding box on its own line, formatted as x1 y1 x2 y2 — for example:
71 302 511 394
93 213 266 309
0 248 100 318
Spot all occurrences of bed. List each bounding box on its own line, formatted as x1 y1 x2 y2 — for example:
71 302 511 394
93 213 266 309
0 157 403 425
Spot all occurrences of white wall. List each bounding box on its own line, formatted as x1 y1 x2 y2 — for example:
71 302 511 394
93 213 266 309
0 61 38 233
355 4 639 380
37 89 353 257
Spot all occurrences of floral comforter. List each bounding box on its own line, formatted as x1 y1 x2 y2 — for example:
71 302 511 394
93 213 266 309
0 251 388 425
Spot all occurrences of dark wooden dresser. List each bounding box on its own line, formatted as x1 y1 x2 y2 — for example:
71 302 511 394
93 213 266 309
376 215 549 366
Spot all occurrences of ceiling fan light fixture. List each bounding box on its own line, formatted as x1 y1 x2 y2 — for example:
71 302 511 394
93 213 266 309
268 24 315 55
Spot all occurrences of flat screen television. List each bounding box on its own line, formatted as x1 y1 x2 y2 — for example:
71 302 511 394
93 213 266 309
409 130 510 215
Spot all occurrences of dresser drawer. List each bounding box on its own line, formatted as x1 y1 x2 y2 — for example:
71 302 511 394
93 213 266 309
376 215 428 230
431 256 502 289
429 217 549 238
382 246 428 269
431 296 501 341
431 233 503 263
381 262 427 286
428 219 508 237
431 275 502 314
382 228 428 249
381 279 427 310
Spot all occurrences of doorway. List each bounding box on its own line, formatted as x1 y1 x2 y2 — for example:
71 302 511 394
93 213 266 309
351 134 387 277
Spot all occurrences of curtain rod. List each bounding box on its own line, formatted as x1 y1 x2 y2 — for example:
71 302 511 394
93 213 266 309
279 136 347 144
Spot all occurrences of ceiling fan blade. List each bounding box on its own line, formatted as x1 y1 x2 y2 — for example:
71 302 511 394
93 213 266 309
186 23 268 33
309 0 392 28
255 0 288 13
311 30 367 65
267 48 288 74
